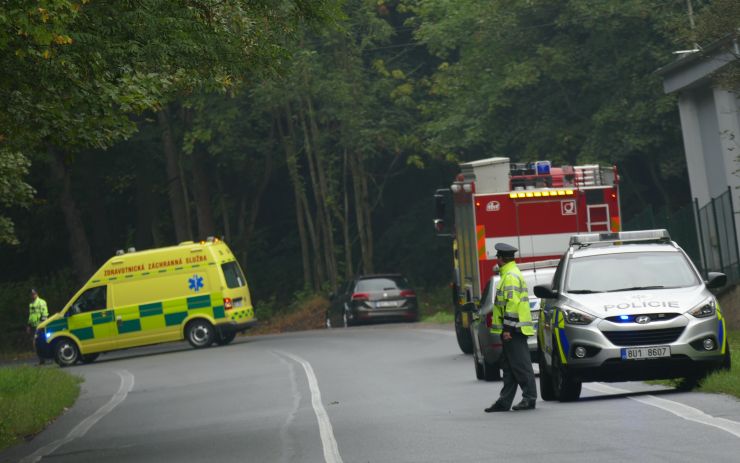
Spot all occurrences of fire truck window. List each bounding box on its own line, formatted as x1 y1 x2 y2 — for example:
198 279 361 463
585 189 604 205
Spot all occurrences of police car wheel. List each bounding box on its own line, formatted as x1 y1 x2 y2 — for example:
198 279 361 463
723 346 732 371
552 351 581 402
186 319 215 348
53 338 80 367
538 349 556 401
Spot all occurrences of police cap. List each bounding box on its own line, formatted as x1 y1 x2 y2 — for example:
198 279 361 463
494 243 518 258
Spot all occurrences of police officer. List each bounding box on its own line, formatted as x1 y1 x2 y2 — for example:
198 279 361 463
485 243 537 412
27 288 49 364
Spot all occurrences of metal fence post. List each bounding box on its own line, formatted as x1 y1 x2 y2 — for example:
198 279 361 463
695 198 708 276
727 186 740 278
711 195 725 273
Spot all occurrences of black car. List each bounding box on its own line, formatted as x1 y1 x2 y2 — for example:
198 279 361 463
326 274 419 327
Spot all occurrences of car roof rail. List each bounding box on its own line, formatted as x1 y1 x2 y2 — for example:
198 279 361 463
569 229 671 248
517 259 561 271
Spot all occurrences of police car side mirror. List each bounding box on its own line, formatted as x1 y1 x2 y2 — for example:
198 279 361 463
706 272 727 289
461 302 477 313
533 284 557 299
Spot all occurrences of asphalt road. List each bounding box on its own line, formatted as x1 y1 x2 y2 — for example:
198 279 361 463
3 323 740 463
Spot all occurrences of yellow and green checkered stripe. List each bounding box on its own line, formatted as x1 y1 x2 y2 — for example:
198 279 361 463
45 292 227 340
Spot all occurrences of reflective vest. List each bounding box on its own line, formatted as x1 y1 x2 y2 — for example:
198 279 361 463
490 261 534 336
28 297 49 328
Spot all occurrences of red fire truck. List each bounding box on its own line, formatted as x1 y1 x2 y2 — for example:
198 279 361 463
434 157 621 353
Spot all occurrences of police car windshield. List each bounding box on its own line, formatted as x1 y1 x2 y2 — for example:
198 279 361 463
565 251 700 293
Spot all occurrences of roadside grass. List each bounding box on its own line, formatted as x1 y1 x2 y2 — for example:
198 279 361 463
417 285 454 324
695 330 740 398
0 366 82 451
649 330 739 398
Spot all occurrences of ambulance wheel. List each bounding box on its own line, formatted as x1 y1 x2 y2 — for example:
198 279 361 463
216 331 236 346
538 349 556 401
553 351 581 402
81 353 100 364
53 338 80 367
186 319 215 348
455 308 473 354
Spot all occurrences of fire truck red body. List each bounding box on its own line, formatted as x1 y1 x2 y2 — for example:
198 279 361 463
435 157 621 353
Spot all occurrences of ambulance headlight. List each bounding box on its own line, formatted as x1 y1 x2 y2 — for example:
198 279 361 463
562 307 595 325
688 299 716 318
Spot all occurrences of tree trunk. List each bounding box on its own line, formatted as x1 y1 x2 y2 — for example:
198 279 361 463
135 168 155 251
299 99 337 289
214 171 231 243
340 148 353 281
278 106 318 289
48 147 95 284
191 147 216 239
350 150 374 274
305 94 339 289
158 108 192 243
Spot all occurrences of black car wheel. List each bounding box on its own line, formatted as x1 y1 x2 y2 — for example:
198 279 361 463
482 359 501 381
552 348 581 401
472 333 485 380
538 347 556 401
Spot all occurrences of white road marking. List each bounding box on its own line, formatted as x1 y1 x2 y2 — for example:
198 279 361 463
275 355 301 463
585 382 740 438
21 369 135 463
275 351 343 463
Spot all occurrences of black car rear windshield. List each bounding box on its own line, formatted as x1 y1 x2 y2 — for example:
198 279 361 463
355 277 410 292
221 261 247 289
565 251 700 293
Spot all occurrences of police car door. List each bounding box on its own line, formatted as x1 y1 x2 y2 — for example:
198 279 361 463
539 259 565 369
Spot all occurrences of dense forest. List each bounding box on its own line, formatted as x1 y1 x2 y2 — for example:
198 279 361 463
1 1 738 335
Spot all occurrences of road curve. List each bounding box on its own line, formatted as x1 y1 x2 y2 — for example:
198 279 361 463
2 323 739 463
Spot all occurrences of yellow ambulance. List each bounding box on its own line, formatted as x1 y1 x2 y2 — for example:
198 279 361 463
34 237 256 366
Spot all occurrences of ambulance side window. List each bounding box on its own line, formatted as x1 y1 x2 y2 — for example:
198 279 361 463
70 286 107 315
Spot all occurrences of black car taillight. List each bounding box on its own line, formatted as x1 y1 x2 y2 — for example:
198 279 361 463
351 293 369 301
400 290 416 298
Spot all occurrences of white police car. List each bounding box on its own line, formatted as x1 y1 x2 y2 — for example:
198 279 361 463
534 229 730 401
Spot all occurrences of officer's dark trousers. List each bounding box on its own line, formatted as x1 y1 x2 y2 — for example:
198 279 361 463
496 332 537 407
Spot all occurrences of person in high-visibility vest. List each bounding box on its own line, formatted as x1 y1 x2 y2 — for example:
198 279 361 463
27 288 49 364
485 243 537 412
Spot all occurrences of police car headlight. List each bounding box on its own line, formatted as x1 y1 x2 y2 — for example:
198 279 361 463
562 307 596 325
688 299 716 318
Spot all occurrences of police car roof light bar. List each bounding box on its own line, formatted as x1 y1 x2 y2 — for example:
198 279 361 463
569 229 671 247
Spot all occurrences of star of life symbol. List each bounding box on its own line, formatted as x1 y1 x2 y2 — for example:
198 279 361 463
188 274 204 292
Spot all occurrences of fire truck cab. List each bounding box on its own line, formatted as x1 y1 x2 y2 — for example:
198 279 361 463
434 157 621 354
